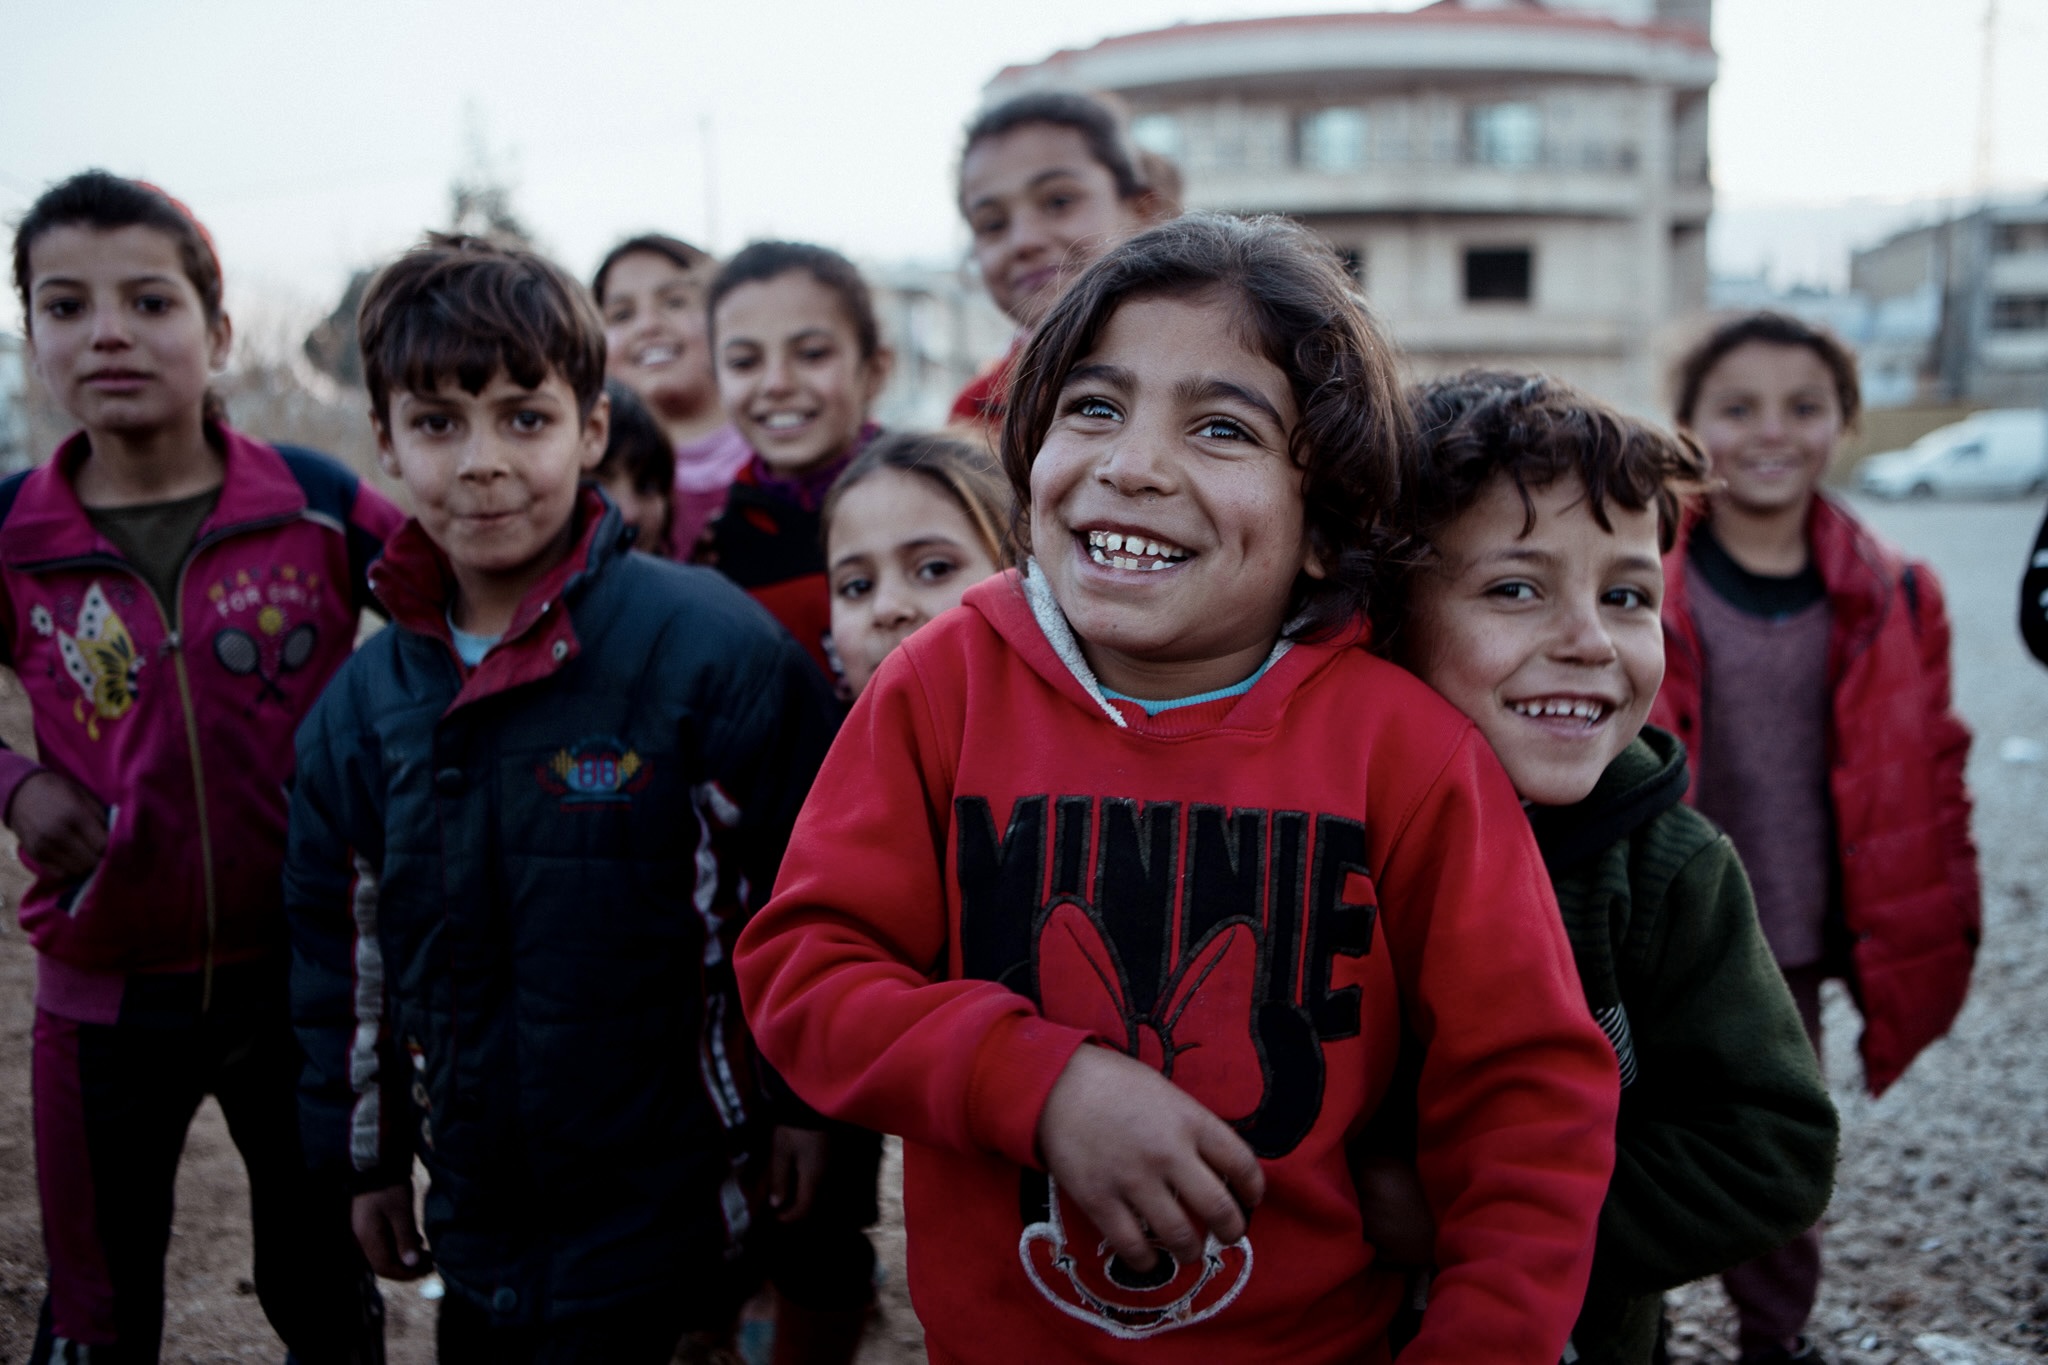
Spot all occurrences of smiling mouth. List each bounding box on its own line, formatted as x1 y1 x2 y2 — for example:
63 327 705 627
633 343 679 367
1084 529 1191 572
757 411 817 433
1507 697 1613 728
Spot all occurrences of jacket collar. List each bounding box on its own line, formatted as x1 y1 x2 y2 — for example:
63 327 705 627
1524 725 1691 874
3 423 309 567
1665 493 1901 664
966 564 1353 736
371 486 626 713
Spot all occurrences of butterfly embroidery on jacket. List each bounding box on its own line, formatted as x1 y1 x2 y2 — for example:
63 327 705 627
57 583 144 740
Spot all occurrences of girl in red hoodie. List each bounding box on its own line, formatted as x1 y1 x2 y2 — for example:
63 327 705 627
1654 312 1979 1364
2 172 400 1363
735 214 1621 1364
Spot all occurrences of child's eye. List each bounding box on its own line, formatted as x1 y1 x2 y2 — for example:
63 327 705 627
412 413 456 436
1043 193 1076 214
914 556 960 584
41 298 83 320
971 213 1007 239
134 294 172 315
798 345 836 364
835 575 873 601
1486 580 1538 603
1067 395 1122 423
509 410 549 433
1603 585 1653 611
1194 416 1251 442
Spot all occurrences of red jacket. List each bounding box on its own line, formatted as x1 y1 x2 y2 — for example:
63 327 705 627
1652 496 1979 1095
736 569 1618 1364
0 427 401 1019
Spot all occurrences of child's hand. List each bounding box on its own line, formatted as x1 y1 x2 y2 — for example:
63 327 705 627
770 1124 827 1224
1353 1154 1436 1266
5 771 108 880
352 1184 430 1280
1037 1045 1265 1274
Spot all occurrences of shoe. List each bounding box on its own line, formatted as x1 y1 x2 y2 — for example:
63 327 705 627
1739 1337 1824 1365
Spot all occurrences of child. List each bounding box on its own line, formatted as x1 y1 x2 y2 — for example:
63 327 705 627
950 91 1173 426
1658 313 1979 1364
1381 370 1839 1364
822 430 1009 696
593 233 748 555
702 241 891 680
1 170 398 1364
734 214 1622 1363
595 377 678 552
285 234 839 1361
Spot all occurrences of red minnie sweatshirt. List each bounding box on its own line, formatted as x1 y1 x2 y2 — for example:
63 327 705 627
736 570 1619 1363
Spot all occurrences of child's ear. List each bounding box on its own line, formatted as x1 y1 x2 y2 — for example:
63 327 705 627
371 414 402 480
578 390 612 473
206 311 234 372
1301 530 1329 581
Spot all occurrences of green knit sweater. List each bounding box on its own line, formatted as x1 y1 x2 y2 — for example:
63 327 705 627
1527 727 1839 1364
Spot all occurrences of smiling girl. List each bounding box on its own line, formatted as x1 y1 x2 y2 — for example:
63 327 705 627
948 91 1172 427
735 215 1621 1363
701 241 891 680
1656 313 1979 1364
592 233 747 556
822 431 1008 697
1 170 399 1364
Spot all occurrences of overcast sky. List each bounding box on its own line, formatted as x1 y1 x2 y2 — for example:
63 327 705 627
3 0 2044 335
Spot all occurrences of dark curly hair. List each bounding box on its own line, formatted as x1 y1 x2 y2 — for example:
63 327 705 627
1379 370 1710 650
1000 213 1411 642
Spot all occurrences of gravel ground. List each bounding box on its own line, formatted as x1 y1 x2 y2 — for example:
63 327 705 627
0 492 2042 1364
1663 493 2048 1365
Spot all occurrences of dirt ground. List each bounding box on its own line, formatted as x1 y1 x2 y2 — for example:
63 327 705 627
2 494 2046 1364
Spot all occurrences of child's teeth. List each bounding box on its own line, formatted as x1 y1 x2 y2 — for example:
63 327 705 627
1106 533 1123 552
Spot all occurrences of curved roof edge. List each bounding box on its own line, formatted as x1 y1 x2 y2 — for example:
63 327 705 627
991 5 1715 92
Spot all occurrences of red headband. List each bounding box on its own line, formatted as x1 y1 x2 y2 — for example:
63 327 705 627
136 179 224 300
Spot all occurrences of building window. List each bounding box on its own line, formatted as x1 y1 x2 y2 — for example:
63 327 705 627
1991 294 2048 331
1131 113 1181 162
1466 248 1533 303
1468 102 1543 168
1299 108 1369 171
1993 223 2048 254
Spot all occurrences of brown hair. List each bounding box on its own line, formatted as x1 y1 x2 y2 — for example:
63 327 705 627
1673 310 1862 430
590 232 715 308
1380 370 1710 649
12 170 225 329
961 91 1152 204
596 378 676 497
707 240 881 362
357 233 607 426
1001 213 1411 641
822 430 1012 567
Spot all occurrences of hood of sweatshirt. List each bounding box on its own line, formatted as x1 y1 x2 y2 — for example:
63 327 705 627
960 564 1366 737
1524 725 1691 875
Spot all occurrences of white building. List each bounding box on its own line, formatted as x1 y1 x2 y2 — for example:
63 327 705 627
986 0 1716 413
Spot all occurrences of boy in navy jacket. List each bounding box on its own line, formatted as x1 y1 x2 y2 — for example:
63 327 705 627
285 235 837 1361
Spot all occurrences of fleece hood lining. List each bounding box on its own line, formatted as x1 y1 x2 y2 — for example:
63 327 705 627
1019 558 1293 729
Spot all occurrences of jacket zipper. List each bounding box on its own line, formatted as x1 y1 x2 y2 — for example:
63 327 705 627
25 510 304 1013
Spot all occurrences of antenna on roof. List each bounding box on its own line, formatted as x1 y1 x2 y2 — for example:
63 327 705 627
1974 0 1998 200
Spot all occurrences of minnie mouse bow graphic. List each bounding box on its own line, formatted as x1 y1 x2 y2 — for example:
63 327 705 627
1021 900 1262 1337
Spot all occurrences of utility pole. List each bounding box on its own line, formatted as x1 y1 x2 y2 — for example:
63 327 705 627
1973 0 1999 200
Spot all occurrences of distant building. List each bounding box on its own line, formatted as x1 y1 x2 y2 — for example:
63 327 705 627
985 0 1717 413
866 263 1016 430
1850 196 2048 408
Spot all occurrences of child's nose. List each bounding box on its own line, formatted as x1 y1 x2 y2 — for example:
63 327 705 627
1096 428 1175 495
1552 603 1619 662
89 305 133 349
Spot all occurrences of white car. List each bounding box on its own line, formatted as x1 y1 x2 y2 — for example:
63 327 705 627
1858 409 2048 499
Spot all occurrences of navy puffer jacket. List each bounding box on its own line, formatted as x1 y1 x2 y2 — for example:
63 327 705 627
287 493 837 1324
